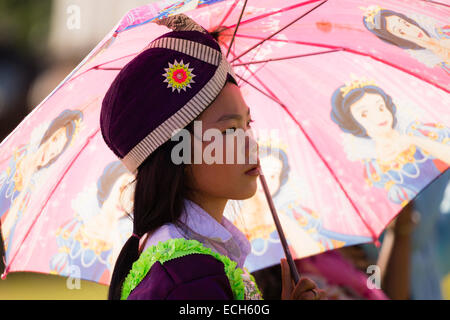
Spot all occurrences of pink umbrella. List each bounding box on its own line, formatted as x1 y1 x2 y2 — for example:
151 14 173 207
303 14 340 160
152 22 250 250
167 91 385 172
1 0 449 286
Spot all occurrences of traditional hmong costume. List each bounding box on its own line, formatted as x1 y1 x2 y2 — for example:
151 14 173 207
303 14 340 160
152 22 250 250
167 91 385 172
99 13 263 299
122 199 262 300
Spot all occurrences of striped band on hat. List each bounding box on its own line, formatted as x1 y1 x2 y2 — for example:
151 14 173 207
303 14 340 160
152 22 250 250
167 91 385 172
146 36 222 66
121 53 236 175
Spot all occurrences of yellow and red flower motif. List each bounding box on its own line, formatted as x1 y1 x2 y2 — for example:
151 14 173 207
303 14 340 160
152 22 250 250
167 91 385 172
162 59 196 93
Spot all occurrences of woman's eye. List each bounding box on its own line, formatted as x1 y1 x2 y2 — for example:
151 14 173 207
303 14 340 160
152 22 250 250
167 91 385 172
379 105 384 111
222 127 237 135
222 119 255 134
361 112 367 118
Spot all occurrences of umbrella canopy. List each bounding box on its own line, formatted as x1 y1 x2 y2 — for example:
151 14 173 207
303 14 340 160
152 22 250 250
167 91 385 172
1 0 449 284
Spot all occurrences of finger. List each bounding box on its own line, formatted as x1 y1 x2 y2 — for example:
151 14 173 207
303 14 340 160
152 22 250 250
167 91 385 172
291 278 317 300
280 259 294 299
297 290 317 300
317 290 328 300
295 277 316 293
298 288 327 300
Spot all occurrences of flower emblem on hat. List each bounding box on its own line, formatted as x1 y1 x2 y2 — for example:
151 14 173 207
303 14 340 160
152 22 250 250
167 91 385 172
162 59 196 93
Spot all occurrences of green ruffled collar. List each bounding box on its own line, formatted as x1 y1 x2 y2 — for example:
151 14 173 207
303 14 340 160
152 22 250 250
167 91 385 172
121 238 262 300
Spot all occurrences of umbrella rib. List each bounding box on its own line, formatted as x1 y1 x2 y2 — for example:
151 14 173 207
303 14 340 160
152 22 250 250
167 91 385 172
218 0 240 28
232 49 343 66
230 0 328 63
221 39 273 98
224 0 324 30
2 129 101 277
226 0 248 58
233 33 342 49
235 73 282 104
63 53 137 86
419 0 450 8
233 34 450 94
221 37 267 87
229 48 378 242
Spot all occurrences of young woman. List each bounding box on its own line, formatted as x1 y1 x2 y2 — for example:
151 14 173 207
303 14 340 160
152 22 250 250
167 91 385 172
100 14 326 300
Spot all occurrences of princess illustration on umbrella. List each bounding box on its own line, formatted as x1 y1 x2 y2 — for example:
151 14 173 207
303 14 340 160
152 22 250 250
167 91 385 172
227 141 372 271
1 109 84 260
361 5 450 74
49 160 134 283
330 76 450 207
50 161 133 283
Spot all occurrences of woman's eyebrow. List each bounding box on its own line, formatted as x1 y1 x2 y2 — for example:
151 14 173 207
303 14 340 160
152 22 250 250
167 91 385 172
215 107 250 123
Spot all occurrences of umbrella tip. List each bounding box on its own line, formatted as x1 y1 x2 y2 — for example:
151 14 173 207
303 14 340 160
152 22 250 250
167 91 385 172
1 272 7 280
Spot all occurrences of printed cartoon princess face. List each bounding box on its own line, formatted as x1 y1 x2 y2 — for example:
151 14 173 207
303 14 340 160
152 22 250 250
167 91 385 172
35 109 83 171
257 155 283 196
331 79 398 139
349 92 394 139
36 126 68 168
362 6 430 51
384 15 428 44
102 172 135 221
82 170 134 242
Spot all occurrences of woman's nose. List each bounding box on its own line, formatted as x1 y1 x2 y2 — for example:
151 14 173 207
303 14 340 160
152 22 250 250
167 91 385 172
246 131 259 164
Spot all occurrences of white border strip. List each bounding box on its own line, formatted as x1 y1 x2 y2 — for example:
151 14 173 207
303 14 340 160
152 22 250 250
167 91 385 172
146 36 222 66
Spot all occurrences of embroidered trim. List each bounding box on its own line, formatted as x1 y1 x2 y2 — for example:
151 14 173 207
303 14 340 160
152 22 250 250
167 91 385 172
146 36 222 66
163 59 196 93
120 238 259 300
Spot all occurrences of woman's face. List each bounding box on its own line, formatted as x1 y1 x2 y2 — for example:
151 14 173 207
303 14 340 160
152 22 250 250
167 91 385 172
385 15 426 43
185 82 259 201
350 92 394 138
38 126 68 168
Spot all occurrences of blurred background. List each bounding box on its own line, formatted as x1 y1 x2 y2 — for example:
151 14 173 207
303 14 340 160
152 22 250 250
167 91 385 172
0 0 161 300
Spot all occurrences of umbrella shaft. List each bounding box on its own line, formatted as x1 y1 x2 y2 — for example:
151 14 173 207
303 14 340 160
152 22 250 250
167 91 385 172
258 173 300 284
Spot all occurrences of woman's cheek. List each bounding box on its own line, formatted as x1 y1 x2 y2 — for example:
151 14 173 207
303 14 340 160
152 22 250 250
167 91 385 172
223 134 238 164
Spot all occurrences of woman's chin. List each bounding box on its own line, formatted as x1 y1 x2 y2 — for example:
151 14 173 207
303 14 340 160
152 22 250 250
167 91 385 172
232 180 258 200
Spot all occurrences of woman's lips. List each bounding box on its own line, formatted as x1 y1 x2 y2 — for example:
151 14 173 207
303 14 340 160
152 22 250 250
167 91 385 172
378 120 388 126
418 32 423 38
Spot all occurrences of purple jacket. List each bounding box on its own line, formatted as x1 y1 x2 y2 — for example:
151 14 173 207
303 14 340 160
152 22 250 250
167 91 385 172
127 254 234 300
123 199 262 300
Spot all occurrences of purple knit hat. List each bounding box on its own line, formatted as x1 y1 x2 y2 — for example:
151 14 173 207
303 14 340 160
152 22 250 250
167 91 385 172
100 14 237 175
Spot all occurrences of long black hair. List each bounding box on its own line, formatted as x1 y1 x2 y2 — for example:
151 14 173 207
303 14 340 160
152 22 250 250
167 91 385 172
108 75 238 300
107 122 194 300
